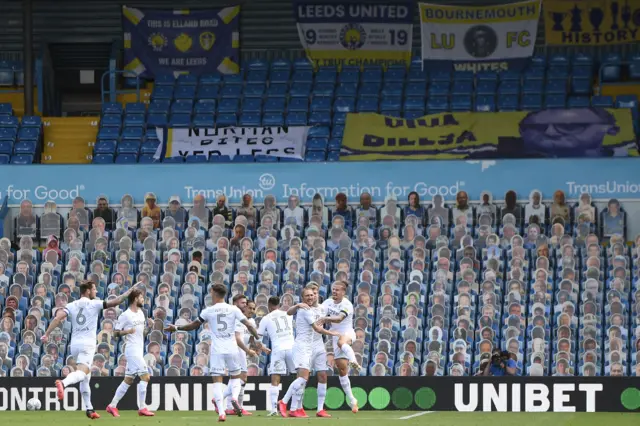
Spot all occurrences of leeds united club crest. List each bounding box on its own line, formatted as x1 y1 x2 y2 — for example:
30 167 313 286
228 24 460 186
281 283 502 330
340 23 367 50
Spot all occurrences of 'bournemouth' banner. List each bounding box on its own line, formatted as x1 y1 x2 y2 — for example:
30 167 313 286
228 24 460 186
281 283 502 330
1 376 638 412
544 0 640 46
122 6 241 78
340 108 639 161
419 0 541 73
154 126 310 160
294 0 413 68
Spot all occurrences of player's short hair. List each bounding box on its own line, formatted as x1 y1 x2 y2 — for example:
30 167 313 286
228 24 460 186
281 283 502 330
211 283 227 298
79 281 95 295
128 288 142 305
232 294 247 304
268 296 280 307
305 282 319 290
333 280 348 290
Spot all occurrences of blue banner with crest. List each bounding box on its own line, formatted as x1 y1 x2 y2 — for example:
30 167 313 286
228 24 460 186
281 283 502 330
122 5 241 78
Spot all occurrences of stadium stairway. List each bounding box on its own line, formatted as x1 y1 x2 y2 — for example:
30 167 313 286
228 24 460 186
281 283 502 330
42 117 97 164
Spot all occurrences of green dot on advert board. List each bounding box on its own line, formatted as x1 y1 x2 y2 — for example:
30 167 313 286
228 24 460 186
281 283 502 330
368 387 391 410
303 386 317 410
352 387 368 409
392 387 413 409
325 387 345 410
415 387 437 410
620 387 640 410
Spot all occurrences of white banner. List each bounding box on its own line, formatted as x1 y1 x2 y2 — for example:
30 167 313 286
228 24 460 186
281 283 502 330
154 126 310 160
419 0 541 72
294 1 413 68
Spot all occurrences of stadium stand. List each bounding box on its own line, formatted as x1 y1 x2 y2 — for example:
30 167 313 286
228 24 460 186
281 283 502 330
0 189 637 380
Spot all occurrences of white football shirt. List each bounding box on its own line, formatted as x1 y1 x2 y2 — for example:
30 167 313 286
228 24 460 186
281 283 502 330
199 303 247 354
64 297 103 347
115 308 146 357
235 317 256 346
258 310 294 352
322 297 354 334
294 306 325 347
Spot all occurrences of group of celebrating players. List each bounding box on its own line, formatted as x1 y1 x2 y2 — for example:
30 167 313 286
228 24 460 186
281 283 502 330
41 279 361 421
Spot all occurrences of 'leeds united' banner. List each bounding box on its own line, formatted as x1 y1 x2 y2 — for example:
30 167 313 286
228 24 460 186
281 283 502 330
419 0 541 72
294 1 413 67
544 0 640 46
122 6 240 78
154 126 311 160
341 109 639 161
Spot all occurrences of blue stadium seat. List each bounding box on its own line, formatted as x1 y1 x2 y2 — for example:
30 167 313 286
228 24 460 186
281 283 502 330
221 85 243 99
255 154 278 162
288 98 309 112
0 65 13 86
331 125 344 139
316 67 337 83
194 100 216 114
427 96 449 112
384 67 405 82
615 94 638 109
168 114 191 128
20 116 42 127
499 71 521 82
326 151 340 162
601 52 622 82
380 97 402 111
262 113 284 126
216 113 237 126
306 137 328 152
233 154 255 162
97 127 120 141
122 126 145 139
452 81 473 96
336 83 357 97
10 154 33 164
138 154 157 163
429 81 450 96
244 84 265 98
155 74 176 86
522 94 543 110
193 114 215 128
149 99 171 115
474 95 495 112
498 81 520 96
312 83 335 97
163 156 185 163
270 69 291 84
294 59 312 70
242 98 262 113
0 116 19 128
147 114 168 127
406 82 427 97
309 111 331 126
334 98 355 113
545 94 567 109
571 78 591 95
292 70 313 84
141 140 161 155
200 73 222 85
407 67 427 82
382 82 404 97
223 72 245 85
522 79 544 95
94 139 117 155
17 127 39 141
248 58 268 70
545 80 567 95
264 98 286 112
185 155 208 163
174 85 197 100
117 140 141 155
530 54 547 68
451 95 472 111
152 86 174 100
476 72 499 82
310 97 332 112
123 113 145 128
305 150 326 162
523 68 545 81
0 128 17 142
177 74 198 86
404 97 425 111
430 71 451 82
267 84 288 97
568 96 590 108
0 140 13 155
359 83 381 97
476 81 497 96
197 85 219 100
290 83 312 97
239 113 261 126
208 155 231 162
285 112 307 126
332 112 347 124
92 153 114 164
328 138 342 151
453 71 474 82
357 98 379 112
498 95 519 111
362 68 382 83
0 103 13 115
308 126 330 138
247 69 268 83
115 153 139 163
100 114 122 128
0 154 10 164
219 98 239 113
171 100 193 114
591 95 614 108
339 68 360 84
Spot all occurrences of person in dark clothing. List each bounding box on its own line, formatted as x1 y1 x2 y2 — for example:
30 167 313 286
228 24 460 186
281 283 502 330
212 194 233 227
94 196 115 230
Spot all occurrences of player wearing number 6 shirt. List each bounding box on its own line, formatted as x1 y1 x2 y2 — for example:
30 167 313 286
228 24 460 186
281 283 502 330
257 296 295 416
106 288 155 417
41 281 133 420
320 281 361 413
165 283 264 423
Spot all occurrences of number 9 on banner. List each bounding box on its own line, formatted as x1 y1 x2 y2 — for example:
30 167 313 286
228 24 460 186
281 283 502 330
390 29 408 46
305 29 317 45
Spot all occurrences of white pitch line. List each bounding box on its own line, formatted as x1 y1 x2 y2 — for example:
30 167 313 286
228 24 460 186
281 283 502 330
399 411 434 420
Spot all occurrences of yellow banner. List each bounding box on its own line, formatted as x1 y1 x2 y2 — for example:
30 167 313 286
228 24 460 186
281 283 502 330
340 109 638 161
544 0 640 45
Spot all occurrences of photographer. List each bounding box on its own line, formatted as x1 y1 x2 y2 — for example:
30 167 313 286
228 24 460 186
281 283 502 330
483 349 517 376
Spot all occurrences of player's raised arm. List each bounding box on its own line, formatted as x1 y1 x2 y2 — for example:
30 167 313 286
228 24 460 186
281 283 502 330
320 310 348 325
311 320 341 337
235 331 257 357
104 286 134 309
165 318 203 333
286 302 310 316
41 308 68 343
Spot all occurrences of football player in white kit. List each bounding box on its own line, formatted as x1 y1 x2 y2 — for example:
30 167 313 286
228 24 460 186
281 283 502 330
278 287 340 418
41 281 133 419
257 296 295 416
320 280 361 413
222 295 267 416
106 288 155 417
165 283 261 422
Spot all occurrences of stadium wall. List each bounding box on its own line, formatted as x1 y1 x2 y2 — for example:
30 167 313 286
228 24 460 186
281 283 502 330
0 158 638 238
0 376 638 412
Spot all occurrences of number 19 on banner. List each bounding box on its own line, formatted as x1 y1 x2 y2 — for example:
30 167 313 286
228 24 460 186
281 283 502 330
389 29 408 46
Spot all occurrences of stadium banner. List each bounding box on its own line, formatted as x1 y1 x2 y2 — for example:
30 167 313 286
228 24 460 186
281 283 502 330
153 126 310 160
293 0 413 68
122 5 241 78
419 0 541 72
544 0 640 46
340 108 639 161
0 377 637 412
